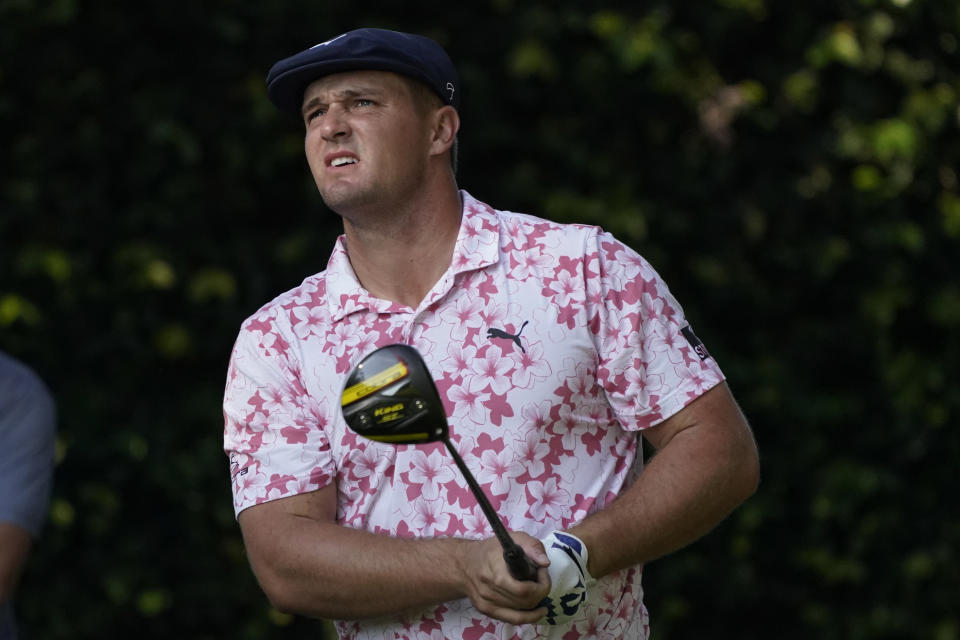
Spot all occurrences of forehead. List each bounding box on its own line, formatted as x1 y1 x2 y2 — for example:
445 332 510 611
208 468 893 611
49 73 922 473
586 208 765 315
302 70 412 105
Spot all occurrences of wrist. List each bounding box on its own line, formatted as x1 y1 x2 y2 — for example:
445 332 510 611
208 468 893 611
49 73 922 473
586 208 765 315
448 537 470 594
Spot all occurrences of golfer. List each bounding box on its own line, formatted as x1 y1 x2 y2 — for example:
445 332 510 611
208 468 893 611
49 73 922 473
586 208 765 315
224 27 759 639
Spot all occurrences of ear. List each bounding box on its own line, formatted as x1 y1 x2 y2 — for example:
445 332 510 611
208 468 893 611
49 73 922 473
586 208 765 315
428 105 460 158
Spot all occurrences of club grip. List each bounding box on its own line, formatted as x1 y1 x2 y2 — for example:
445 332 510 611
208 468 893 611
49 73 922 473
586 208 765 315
503 544 539 582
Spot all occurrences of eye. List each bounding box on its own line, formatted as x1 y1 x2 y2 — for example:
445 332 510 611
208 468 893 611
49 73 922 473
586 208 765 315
355 98 374 108
306 107 325 123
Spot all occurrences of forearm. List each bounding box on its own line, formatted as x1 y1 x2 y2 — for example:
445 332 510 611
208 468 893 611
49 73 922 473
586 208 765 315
243 514 472 619
569 384 759 578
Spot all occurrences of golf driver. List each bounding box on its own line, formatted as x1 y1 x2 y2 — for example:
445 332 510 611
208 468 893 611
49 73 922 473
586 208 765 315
340 343 539 582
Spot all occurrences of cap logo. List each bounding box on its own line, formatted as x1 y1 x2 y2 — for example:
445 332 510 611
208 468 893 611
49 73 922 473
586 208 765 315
311 33 348 49
446 82 455 102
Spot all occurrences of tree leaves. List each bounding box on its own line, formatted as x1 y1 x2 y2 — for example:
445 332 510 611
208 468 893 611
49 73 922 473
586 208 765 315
2 1 957 638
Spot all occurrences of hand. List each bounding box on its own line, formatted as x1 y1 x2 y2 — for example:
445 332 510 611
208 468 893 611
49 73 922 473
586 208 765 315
456 532 550 624
538 531 594 625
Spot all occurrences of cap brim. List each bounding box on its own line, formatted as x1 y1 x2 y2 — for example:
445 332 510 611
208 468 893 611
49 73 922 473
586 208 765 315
267 59 447 119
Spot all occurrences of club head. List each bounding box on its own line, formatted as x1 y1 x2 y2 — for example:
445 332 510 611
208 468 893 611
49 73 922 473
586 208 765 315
341 344 448 444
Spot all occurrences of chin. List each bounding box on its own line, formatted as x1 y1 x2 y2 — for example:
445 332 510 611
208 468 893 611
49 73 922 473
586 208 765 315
320 187 375 216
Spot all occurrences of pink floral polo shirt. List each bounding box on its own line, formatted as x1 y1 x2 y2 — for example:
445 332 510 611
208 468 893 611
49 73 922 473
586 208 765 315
223 191 724 639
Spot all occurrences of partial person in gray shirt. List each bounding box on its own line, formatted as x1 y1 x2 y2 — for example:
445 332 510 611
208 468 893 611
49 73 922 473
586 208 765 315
0 352 56 640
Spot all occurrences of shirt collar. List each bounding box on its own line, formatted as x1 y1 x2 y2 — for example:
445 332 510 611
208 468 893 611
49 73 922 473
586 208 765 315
325 190 501 322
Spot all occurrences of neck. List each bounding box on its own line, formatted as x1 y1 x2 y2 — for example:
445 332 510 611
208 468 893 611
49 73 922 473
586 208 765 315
342 184 462 308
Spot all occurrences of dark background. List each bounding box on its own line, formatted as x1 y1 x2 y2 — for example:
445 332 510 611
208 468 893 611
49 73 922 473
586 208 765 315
2 1 957 638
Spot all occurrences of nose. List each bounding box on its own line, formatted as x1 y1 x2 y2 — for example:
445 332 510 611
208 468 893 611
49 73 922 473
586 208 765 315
320 103 350 141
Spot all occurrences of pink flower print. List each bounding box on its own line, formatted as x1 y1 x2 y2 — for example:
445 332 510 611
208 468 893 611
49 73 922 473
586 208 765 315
483 390 514 427
512 246 552 280
353 329 379 358
510 341 552 389
553 404 583 451
463 504 493 538
308 465 332 490
288 475 318 495
440 342 478 379
447 377 491 425
551 451 583 493
581 608 614 638
644 323 687 365
521 400 552 431
472 345 513 395
326 321 362 358
612 435 636 475
463 619 498 640
474 273 499 303
566 361 599 400
235 468 267 505
450 433 477 463
280 425 309 444
243 311 275 337
677 364 711 396
605 247 646 283
258 331 287 357
408 449 456 500
601 307 631 349
265 473 297 500
291 304 325 339
259 384 289 415
640 290 672 327
625 363 664 402
547 269 584 308
461 207 487 245
246 412 278 447
527 476 571 522
517 431 551 479
348 445 383 484
443 295 485 341
410 497 452 536
602 307 643 354
501 216 525 251
479 448 522 496
478 302 509 331
614 589 636 622
452 246 478 271
336 482 367 525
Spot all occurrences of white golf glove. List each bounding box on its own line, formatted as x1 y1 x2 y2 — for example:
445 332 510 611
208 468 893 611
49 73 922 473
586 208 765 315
538 530 594 625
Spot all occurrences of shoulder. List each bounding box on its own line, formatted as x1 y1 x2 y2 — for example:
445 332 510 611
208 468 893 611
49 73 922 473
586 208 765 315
238 271 330 336
463 192 653 273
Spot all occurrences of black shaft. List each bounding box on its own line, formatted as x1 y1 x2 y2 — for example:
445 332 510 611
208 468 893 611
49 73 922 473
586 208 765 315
442 439 538 581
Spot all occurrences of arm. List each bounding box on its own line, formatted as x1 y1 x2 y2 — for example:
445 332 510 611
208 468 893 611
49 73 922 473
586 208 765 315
568 381 759 578
238 483 549 623
0 523 33 604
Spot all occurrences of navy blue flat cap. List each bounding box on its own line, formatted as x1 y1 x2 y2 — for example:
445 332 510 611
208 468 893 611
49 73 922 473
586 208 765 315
266 28 460 118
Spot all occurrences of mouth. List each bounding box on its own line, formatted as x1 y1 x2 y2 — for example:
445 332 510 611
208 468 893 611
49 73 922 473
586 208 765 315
327 153 359 168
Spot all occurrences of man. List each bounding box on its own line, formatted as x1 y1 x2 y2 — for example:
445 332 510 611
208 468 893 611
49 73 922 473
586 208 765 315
224 27 759 639
0 352 56 640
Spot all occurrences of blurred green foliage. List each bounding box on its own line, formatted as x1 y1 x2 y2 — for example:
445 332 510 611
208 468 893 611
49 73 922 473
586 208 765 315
1 0 957 638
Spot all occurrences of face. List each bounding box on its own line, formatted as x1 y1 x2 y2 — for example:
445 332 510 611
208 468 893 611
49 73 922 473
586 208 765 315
301 70 438 218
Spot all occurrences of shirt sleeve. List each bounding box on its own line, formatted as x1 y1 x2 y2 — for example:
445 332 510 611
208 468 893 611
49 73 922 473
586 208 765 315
222 309 336 517
0 355 57 537
588 231 725 430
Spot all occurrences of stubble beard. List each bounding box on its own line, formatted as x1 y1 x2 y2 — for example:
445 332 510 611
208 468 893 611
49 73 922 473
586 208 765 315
319 165 429 234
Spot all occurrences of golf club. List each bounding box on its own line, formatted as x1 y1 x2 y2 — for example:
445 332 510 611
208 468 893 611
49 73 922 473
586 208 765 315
340 343 539 582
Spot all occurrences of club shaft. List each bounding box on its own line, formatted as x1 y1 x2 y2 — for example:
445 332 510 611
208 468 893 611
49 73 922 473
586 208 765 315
442 439 537 581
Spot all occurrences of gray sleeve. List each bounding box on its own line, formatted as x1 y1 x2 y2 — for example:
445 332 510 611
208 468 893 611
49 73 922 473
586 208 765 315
0 353 57 537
